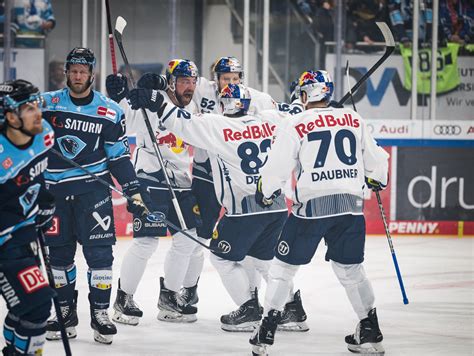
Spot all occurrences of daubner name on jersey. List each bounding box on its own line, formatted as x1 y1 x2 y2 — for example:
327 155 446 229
312 168 358 182
64 118 103 134
223 122 275 142
296 113 359 138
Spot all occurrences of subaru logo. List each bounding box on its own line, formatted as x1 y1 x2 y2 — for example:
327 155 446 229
433 125 461 136
146 211 165 223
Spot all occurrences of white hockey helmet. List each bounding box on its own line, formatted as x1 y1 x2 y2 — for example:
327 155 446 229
298 70 334 104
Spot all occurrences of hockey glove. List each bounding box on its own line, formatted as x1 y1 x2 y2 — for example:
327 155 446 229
36 189 56 233
137 73 168 91
365 177 387 192
122 180 149 217
129 88 165 113
106 74 129 103
255 176 281 208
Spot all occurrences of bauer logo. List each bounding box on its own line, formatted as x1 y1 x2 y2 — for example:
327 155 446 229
277 241 290 256
18 266 48 294
217 240 231 253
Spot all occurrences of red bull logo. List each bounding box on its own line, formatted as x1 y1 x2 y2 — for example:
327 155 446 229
220 84 238 98
156 132 187 153
298 71 317 86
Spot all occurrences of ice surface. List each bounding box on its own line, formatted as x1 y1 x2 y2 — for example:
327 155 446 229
2 236 473 355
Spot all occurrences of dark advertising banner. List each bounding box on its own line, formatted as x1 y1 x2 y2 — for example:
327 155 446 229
396 147 474 221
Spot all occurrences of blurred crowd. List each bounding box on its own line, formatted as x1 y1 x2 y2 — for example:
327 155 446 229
295 0 474 52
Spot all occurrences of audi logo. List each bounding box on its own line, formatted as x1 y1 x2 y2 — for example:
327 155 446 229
433 125 461 136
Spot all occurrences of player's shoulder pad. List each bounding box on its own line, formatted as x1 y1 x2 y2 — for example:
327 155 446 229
42 88 68 107
92 90 124 123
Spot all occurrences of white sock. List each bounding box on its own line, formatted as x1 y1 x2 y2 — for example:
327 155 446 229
331 261 375 320
182 245 204 288
265 259 299 311
210 253 251 306
120 237 159 295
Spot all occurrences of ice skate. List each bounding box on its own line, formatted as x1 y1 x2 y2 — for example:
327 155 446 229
113 280 143 326
179 278 199 305
46 291 78 341
221 290 262 332
91 308 117 344
277 290 309 332
346 308 384 355
157 277 197 323
249 309 281 355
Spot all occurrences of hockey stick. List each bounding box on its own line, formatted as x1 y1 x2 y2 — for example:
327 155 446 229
36 230 73 356
49 148 218 252
105 0 118 74
114 16 188 231
345 62 409 305
338 22 395 106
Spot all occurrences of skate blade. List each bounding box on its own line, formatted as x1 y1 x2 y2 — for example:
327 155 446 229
348 342 385 355
157 310 197 323
251 344 269 355
93 331 114 345
113 310 140 326
277 321 309 332
221 321 259 332
45 327 77 341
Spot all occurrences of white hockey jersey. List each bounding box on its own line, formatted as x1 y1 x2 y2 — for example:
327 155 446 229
160 104 288 216
191 77 277 183
120 91 198 189
260 107 389 219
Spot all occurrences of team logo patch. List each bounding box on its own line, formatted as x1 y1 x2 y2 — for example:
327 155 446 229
133 218 142 232
192 204 200 215
217 240 231 254
57 135 86 159
277 241 290 256
45 217 59 236
19 183 41 215
18 266 48 294
2 157 13 169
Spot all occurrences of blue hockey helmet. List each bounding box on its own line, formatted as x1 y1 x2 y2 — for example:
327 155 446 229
212 56 243 82
219 83 251 116
298 70 334 104
65 47 96 72
289 79 300 102
0 79 43 130
166 59 199 82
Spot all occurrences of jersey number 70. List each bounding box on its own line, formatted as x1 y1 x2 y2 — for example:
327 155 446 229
309 129 357 168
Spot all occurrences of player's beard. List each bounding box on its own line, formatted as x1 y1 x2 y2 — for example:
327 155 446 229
176 89 194 107
67 77 92 95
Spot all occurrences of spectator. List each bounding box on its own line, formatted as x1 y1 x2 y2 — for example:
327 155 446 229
0 0 19 37
14 0 56 47
440 0 473 45
346 0 389 51
388 0 433 47
48 60 66 91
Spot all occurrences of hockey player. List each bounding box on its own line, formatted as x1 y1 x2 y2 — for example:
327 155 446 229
105 59 204 325
0 79 55 355
277 79 304 115
41 47 148 345
250 70 389 355
135 58 308 331
129 83 293 332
